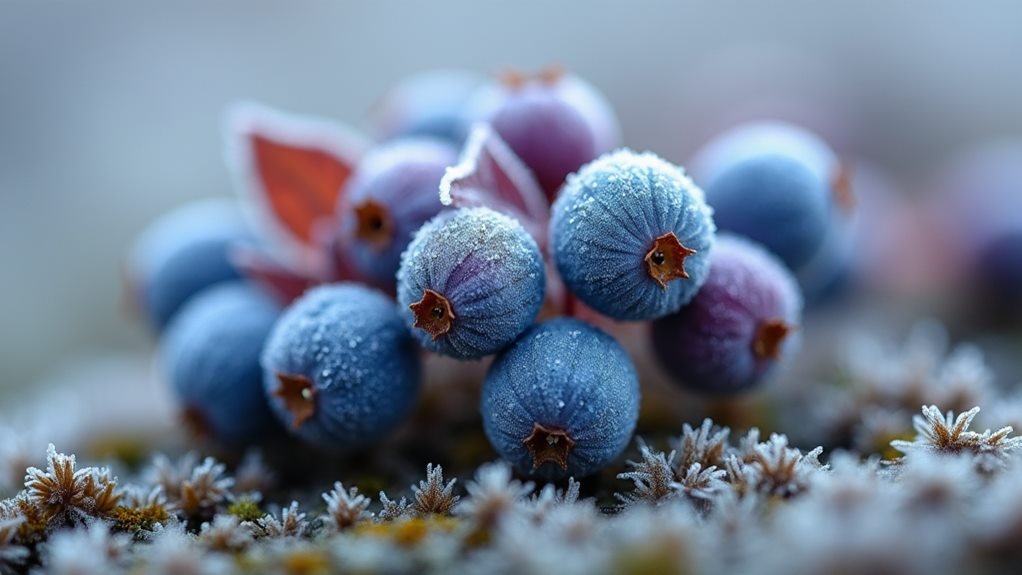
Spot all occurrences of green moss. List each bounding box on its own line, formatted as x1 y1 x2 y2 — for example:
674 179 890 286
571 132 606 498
227 499 263 523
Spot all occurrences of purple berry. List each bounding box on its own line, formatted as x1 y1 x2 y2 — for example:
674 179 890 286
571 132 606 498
652 235 803 394
261 283 420 447
481 318 640 479
466 69 620 200
161 282 281 445
127 198 253 331
397 207 545 360
334 138 458 289
550 149 715 321
370 69 483 144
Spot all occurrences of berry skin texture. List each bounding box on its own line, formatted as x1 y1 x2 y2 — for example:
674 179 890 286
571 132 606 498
466 70 620 200
261 283 421 447
161 282 282 445
481 318 640 480
651 235 804 394
397 207 545 360
335 138 458 289
550 149 715 321
128 198 252 331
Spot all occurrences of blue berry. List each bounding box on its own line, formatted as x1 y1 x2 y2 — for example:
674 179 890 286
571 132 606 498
651 235 803 394
161 282 282 445
466 69 620 200
128 198 252 331
397 207 545 359
481 318 640 479
335 138 458 289
371 69 483 144
936 141 1022 309
261 283 421 447
692 122 847 272
550 149 715 321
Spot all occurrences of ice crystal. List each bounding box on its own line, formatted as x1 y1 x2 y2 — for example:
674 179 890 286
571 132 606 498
244 501 309 539
198 514 252 551
322 482 371 530
615 440 679 506
23 444 120 524
377 492 411 522
736 434 827 498
180 457 233 517
455 461 533 529
528 477 582 522
411 463 459 516
672 418 731 471
674 462 728 503
891 405 1022 472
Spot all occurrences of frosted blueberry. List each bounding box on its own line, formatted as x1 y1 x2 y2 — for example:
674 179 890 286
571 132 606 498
396 207 545 360
261 283 420 447
481 318 640 480
128 198 252 331
550 149 715 321
161 282 281 444
652 235 803 394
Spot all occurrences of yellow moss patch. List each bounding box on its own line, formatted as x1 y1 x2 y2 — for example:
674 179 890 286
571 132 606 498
354 516 461 548
109 504 170 535
280 549 332 575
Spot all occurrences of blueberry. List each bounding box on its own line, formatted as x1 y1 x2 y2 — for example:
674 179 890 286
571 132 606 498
370 69 483 144
261 283 421 447
335 138 458 289
692 122 847 272
128 198 253 331
161 282 281 445
651 235 803 394
936 141 1022 310
466 68 620 200
397 207 545 359
550 149 715 321
481 318 640 480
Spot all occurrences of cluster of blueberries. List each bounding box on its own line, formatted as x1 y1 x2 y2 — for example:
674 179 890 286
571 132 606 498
126 68 880 479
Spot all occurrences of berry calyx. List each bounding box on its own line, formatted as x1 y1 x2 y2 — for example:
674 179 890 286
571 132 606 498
645 232 698 289
831 162 856 214
409 289 456 340
273 372 317 430
353 199 394 249
752 319 795 360
523 423 576 471
181 405 212 439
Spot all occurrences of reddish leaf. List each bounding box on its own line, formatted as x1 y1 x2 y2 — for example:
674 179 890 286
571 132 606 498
439 123 550 246
225 102 367 271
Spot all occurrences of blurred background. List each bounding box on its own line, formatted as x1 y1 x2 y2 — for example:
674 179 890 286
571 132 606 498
2 0 1022 399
